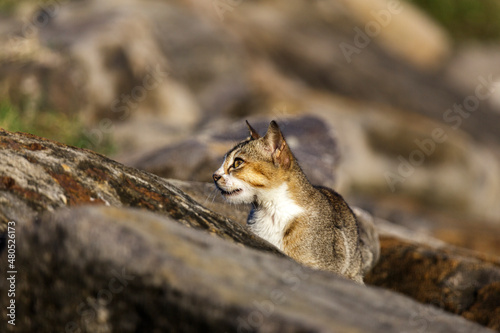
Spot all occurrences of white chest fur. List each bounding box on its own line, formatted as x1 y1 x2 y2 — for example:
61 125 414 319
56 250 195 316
248 183 304 250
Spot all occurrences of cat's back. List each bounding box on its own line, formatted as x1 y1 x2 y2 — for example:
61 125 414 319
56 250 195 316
313 185 358 229
313 186 380 278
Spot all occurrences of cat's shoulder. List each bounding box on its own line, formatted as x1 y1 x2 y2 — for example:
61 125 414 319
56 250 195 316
313 185 355 215
314 185 345 204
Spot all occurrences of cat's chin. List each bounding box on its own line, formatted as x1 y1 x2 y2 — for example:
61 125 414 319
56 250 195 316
221 188 242 197
220 188 251 204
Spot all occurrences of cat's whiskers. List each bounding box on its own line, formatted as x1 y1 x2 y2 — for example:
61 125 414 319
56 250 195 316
204 187 219 206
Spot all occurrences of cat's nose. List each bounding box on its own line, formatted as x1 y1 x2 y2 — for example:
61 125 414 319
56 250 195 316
213 173 222 182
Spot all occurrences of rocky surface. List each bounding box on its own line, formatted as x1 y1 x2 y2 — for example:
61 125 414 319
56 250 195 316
366 235 500 331
0 205 491 333
0 129 277 253
172 178 500 332
0 130 498 332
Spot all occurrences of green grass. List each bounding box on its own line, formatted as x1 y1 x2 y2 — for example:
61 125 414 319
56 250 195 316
0 101 115 155
0 0 71 14
0 0 17 13
406 0 500 41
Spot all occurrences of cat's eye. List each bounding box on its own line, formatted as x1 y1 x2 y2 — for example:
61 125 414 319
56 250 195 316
233 158 244 169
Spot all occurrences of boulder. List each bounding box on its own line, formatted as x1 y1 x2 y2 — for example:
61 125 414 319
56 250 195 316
367 217 500 331
305 101 500 223
0 205 493 333
366 235 500 330
0 129 276 253
167 178 250 227
171 179 500 332
444 43 500 110
335 0 451 69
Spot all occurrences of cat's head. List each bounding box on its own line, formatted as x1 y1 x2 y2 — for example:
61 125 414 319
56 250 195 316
213 120 293 204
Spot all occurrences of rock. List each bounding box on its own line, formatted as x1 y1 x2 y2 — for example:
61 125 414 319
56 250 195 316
167 178 250 227
336 0 451 69
445 43 500 111
0 0 238 151
124 115 341 189
0 205 493 333
223 0 500 146
352 196 500 257
2 0 499 150
306 100 500 223
352 207 381 275
365 216 500 331
0 129 497 332
169 177 500 331
0 129 277 253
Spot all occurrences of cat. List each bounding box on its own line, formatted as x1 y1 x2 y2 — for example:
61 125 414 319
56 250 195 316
213 120 378 283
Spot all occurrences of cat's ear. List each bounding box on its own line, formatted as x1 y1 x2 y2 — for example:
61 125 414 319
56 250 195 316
246 120 260 140
264 120 291 169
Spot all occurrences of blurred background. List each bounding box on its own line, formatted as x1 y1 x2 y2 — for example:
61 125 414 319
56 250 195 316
0 0 499 255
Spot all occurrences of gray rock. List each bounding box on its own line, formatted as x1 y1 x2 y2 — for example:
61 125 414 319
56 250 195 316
352 207 381 275
169 177 500 331
167 178 250 227
0 205 493 333
0 129 277 253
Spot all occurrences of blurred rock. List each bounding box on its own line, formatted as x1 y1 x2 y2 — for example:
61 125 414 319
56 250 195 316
0 0 233 151
1 205 491 333
123 115 341 189
352 196 500 257
303 100 500 222
337 0 451 69
1 0 498 147
220 0 500 145
445 43 500 111
352 207 382 276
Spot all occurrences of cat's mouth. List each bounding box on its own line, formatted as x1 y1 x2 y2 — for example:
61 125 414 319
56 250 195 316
220 188 243 197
